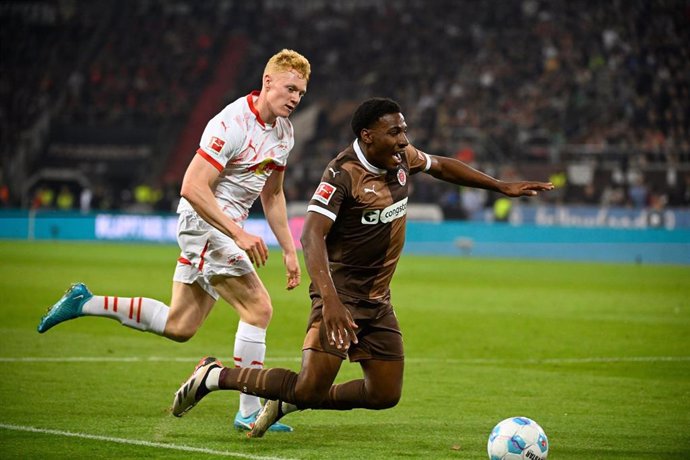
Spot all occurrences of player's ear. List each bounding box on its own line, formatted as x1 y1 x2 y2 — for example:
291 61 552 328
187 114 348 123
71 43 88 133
360 128 373 144
263 74 272 89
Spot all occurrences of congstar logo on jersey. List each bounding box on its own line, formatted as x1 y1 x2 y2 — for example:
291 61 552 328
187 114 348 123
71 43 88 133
361 198 408 225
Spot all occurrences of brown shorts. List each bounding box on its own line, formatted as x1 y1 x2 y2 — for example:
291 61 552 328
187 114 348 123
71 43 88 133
303 294 404 362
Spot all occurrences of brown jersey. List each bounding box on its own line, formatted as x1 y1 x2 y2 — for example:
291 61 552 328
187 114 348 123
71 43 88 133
307 140 431 302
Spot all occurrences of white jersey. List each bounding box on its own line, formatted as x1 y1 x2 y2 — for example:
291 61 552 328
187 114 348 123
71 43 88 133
177 91 294 223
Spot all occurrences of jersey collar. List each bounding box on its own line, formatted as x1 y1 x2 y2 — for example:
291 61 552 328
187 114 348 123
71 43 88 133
246 91 273 128
353 139 386 175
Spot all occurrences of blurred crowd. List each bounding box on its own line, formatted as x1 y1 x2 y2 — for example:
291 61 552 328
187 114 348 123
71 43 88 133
2 0 689 216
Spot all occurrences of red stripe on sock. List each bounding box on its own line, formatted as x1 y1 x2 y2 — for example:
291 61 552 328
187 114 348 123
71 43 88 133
129 298 134 319
136 298 142 323
104 296 108 311
113 297 118 313
250 360 264 366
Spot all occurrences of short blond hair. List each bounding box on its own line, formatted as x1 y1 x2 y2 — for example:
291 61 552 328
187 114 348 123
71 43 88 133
264 49 311 82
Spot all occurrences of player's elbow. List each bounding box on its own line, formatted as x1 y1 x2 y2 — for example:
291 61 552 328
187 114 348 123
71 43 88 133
300 231 319 255
179 183 195 204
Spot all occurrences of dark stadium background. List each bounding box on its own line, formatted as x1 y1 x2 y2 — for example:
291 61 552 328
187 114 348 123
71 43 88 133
1 0 689 268
2 0 688 214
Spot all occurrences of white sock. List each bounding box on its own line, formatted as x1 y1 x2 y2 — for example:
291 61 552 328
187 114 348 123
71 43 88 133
82 295 168 335
234 321 266 417
205 367 221 391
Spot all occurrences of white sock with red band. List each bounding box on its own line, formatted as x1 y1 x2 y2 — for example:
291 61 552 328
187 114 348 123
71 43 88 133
82 296 168 335
234 321 267 417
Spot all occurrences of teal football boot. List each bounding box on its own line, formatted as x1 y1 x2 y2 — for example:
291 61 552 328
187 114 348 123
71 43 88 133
234 406 294 433
37 283 93 333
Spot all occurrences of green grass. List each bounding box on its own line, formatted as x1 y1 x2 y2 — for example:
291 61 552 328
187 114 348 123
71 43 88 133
0 240 689 459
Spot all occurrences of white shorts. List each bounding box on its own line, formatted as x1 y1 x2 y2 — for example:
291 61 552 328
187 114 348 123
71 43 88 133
173 212 255 300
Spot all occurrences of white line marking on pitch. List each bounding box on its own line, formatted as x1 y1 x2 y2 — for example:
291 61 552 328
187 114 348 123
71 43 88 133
0 423 296 460
0 356 689 364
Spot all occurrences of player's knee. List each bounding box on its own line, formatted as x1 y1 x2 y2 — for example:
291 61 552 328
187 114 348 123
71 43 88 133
293 385 328 408
164 322 197 342
369 389 401 410
244 301 273 329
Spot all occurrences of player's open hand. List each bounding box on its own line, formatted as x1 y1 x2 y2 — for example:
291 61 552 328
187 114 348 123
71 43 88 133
235 230 269 267
322 300 358 350
283 252 301 290
499 181 554 197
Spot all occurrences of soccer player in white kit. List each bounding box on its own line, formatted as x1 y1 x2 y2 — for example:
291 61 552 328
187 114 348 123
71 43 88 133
37 49 311 433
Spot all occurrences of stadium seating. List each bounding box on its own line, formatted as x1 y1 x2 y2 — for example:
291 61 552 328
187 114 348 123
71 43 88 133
2 0 688 215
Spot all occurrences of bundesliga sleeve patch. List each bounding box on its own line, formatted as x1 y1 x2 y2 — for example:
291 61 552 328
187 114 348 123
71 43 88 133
312 182 336 205
208 136 225 154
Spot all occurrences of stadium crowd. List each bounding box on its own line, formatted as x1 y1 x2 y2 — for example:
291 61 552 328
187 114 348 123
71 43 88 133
2 0 689 216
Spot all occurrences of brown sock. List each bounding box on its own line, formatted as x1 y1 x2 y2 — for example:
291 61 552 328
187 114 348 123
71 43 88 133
316 380 366 410
219 367 297 403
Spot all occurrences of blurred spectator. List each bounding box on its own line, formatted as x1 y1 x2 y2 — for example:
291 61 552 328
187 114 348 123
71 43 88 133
31 185 54 209
493 197 513 222
56 185 75 210
0 178 9 208
628 176 649 208
80 187 93 213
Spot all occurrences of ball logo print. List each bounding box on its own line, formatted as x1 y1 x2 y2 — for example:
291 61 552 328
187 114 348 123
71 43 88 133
487 417 548 460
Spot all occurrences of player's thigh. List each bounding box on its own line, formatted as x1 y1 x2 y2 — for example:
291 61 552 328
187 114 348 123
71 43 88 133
167 281 216 330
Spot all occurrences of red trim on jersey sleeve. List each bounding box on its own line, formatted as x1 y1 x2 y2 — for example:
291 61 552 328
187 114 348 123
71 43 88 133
196 148 224 172
246 91 266 127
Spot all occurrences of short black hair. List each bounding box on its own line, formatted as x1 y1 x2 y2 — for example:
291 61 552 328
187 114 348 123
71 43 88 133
351 97 402 139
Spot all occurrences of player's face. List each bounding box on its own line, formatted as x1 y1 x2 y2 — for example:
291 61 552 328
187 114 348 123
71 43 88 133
362 112 409 171
264 69 308 121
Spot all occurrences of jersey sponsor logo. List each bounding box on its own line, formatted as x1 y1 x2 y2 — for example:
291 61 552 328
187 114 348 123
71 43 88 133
397 168 407 186
209 136 225 153
361 210 380 224
361 197 408 225
247 158 286 175
313 182 336 205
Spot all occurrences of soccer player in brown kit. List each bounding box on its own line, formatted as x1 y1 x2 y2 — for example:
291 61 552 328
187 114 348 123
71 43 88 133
172 97 554 436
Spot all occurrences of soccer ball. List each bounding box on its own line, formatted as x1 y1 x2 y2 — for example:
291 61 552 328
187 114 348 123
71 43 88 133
487 416 549 460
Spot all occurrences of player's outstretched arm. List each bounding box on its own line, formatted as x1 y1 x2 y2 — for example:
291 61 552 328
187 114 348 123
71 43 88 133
495 180 554 197
423 152 553 196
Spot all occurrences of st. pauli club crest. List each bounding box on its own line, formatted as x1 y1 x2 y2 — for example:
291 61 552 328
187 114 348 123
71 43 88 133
397 168 407 186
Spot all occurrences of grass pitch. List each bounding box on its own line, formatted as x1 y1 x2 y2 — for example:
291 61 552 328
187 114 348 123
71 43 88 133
0 240 688 459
